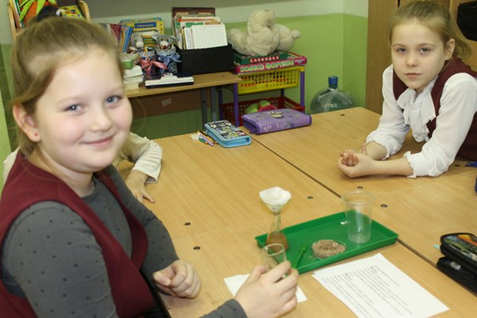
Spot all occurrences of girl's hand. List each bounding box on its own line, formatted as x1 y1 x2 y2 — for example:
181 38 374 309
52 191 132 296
340 149 359 166
235 261 299 318
340 144 368 167
337 152 377 178
125 171 155 204
152 260 201 298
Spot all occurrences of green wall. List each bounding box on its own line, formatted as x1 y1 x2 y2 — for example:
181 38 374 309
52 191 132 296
131 13 368 140
0 11 368 189
343 14 367 106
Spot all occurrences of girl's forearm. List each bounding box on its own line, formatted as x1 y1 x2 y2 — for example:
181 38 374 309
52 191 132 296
373 157 413 176
364 142 388 160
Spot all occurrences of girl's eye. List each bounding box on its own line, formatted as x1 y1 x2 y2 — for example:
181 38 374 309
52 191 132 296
395 48 406 53
66 104 82 112
106 95 121 105
420 47 431 53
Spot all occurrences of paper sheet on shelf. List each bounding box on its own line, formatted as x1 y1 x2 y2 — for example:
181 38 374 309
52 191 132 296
313 253 448 318
191 24 227 49
224 274 307 303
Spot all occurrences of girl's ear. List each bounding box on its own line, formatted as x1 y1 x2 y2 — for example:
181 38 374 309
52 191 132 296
13 104 41 142
445 38 456 60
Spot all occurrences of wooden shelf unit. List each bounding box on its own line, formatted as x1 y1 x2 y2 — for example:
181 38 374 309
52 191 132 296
450 0 477 70
7 0 90 42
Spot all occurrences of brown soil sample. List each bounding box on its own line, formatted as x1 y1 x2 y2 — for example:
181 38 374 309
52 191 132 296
312 239 346 259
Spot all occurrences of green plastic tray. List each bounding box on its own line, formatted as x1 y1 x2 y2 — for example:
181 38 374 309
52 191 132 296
255 212 399 274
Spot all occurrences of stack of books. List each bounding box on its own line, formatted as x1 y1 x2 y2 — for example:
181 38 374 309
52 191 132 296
233 51 307 75
123 65 144 90
9 0 25 28
99 23 133 53
172 7 225 50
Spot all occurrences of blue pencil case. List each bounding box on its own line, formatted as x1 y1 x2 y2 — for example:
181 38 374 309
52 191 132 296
204 120 251 148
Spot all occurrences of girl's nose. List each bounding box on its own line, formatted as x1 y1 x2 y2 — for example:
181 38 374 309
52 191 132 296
90 105 113 131
406 53 418 66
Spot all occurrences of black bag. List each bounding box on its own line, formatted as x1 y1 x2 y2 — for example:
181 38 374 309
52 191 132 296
437 233 477 293
457 1 477 41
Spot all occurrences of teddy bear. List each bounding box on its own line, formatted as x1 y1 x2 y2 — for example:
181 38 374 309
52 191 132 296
227 9 300 56
271 23 301 52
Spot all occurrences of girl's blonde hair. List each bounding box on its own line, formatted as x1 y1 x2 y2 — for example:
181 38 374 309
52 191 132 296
11 17 122 156
388 0 471 59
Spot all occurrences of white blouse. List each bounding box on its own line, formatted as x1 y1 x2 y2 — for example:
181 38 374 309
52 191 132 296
3 132 163 184
366 65 477 177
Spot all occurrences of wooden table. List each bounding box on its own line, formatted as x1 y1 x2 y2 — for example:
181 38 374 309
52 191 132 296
119 133 344 239
248 107 475 197
163 230 477 317
375 173 477 265
119 132 477 317
125 71 241 125
247 107 477 266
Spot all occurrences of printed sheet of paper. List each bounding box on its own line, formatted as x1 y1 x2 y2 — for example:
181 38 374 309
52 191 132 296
313 253 449 318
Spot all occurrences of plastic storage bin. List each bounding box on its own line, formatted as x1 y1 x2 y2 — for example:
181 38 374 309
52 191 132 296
237 66 304 94
221 96 304 126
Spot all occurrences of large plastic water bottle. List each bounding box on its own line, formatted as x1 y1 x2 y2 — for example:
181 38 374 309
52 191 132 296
310 76 354 114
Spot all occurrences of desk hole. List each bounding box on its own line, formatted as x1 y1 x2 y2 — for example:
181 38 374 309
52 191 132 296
380 204 388 208
340 113 345 116
307 196 314 200
193 246 201 250
357 186 363 190
184 222 191 226
454 164 461 167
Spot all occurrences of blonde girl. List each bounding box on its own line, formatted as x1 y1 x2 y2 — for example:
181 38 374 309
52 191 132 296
0 17 297 318
339 0 477 178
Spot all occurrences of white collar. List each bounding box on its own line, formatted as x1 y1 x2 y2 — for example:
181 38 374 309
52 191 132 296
399 77 437 142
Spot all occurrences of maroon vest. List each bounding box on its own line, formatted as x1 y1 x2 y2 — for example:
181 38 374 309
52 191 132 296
393 58 477 160
0 154 154 317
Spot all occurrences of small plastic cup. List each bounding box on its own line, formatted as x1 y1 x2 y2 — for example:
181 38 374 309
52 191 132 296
261 243 287 271
341 189 375 244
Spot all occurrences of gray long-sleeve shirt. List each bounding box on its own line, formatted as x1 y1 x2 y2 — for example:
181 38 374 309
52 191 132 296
1 165 245 318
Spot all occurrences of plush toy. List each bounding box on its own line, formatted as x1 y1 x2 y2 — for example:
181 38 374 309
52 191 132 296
228 9 279 56
228 9 300 56
272 24 301 52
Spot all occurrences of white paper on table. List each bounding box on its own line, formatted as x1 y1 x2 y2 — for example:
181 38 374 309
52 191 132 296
313 253 449 318
224 274 307 303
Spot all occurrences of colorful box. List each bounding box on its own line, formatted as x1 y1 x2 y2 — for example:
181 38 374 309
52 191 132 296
234 52 307 75
233 51 289 65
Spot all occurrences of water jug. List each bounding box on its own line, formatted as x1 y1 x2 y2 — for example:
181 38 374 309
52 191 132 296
310 76 354 114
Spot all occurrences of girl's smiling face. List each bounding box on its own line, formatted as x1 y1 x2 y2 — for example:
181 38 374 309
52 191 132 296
391 21 455 94
29 49 132 178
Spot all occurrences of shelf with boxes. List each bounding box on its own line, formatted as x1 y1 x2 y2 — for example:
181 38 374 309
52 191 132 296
450 0 477 70
8 0 90 42
220 51 307 126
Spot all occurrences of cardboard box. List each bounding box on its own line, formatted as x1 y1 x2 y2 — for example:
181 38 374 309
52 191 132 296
176 44 234 75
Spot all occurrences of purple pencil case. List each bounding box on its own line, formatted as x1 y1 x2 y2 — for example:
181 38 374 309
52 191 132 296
242 109 312 134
